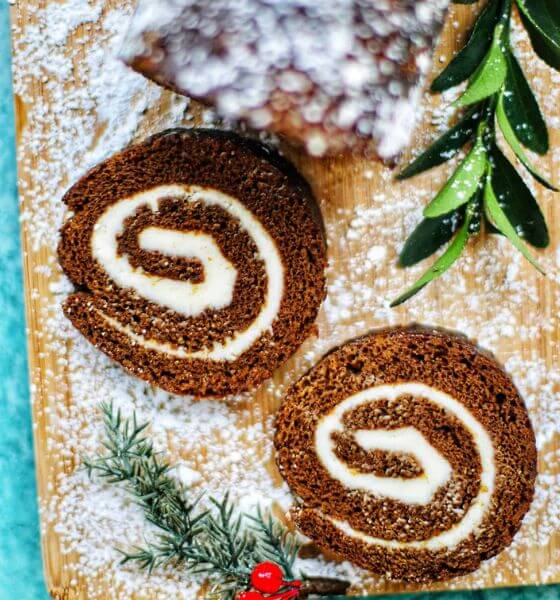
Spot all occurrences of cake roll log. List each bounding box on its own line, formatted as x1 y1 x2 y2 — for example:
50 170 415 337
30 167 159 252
275 327 537 582
58 129 327 396
120 0 451 158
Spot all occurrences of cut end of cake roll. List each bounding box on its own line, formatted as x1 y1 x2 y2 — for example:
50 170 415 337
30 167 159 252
275 326 537 582
120 1 451 158
58 128 327 397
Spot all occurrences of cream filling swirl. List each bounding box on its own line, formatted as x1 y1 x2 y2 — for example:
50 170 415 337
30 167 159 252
91 184 284 361
314 382 495 550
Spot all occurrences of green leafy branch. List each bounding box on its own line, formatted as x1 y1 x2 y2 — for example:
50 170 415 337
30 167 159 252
393 0 560 306
85 403 349 599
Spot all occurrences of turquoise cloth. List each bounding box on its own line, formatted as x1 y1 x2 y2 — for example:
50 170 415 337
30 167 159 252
0 4 558 600
0 2 48 599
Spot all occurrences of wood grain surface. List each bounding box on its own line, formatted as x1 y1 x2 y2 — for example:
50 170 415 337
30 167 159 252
10 1 560 598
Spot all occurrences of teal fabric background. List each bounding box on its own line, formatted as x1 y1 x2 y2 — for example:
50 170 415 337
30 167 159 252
0 2 48 599
0 3 558 600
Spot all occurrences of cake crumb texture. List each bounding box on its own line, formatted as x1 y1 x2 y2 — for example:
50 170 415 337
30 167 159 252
275 327 537 582
58 128 327 396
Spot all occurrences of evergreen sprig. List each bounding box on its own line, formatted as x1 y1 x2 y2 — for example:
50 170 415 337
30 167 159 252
247 508 300 580
83 402 206 547
393 0 560 306
84 403 304 599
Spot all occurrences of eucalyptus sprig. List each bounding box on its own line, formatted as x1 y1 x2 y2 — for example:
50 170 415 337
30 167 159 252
393 0 560 306
85 403 350 599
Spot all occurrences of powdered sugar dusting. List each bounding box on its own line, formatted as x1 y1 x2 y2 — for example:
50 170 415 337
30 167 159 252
11 1 560 598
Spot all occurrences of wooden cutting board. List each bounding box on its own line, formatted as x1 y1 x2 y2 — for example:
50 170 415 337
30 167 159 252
10 1 560 598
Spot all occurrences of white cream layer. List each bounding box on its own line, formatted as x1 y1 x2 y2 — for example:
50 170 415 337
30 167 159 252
314 382 495 550
91 184 284 361
136 226 237 316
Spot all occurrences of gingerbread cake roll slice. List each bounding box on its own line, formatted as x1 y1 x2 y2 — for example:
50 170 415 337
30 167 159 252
275 327 537 582
58 129 327 397
120 0 451 158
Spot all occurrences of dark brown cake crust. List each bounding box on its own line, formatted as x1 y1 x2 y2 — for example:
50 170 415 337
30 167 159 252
275 326 537 582
58 128 327 396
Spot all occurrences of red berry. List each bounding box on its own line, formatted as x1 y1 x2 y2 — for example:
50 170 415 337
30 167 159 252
250 561 285 594
237 592 264 600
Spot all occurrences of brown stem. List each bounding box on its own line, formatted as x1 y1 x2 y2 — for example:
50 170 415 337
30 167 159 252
298 577 351 598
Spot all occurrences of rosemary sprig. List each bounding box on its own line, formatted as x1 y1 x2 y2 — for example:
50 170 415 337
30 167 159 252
85 404 348 599
393 0 560 306
186 493 259 598
83 402 207 571
247 507 300 580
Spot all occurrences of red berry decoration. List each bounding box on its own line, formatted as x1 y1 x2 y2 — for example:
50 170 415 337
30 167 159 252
250 562 285 594
237 592 264 600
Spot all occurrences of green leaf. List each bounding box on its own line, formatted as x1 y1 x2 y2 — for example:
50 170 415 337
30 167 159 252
431 0 502 92
503 51 549 154
391 204 474 307
490 146 549 247
468 188 484 234
423 135 487 217
399 210 463 267
453 0 480 3
496 94 557 190
456 25 508 106
484 172 545 273
485 214 503 235
517 0 560 70
397 108 479 179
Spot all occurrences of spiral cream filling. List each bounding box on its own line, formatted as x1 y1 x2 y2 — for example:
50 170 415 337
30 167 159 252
90 184 284 361
314 382 495 550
